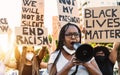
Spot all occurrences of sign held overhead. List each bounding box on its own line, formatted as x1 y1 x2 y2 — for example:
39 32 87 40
84 6 120 42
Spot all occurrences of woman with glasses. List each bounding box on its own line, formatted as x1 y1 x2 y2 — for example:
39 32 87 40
48 23 102 75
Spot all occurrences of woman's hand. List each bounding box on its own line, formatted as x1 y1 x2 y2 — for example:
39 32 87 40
68 55 83 67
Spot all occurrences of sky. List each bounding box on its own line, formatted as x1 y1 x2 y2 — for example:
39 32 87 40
0 0 58 34
44 0 58 34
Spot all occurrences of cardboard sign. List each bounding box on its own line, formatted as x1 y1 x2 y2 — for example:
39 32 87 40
84 6 120 43
15 26 49 45
0 18 9 34
57 0 80 27
21 0 44 27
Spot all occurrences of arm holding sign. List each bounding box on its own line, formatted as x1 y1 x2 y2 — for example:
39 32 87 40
14 46 20 62
109 42 120 64
37 46 48 69
4 45 23 69
3 47 18 69
110 42 120 75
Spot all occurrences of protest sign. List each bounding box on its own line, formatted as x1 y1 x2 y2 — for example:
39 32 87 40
15 0 49 45
15 26 49 45
57 0 80 27
0 18 9 34
84 6 120 42
21 0 44 27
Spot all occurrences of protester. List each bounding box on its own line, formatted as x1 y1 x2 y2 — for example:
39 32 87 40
0 50 6 75
48 23 102 75
93 42 120 75
0 61 5 75
117 45 120 75
5 45 48 75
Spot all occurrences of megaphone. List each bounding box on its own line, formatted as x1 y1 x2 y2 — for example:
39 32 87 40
72 42 93 62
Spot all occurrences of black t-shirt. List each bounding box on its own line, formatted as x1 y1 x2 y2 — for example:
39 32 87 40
96 58 114 75
17 56 41 75
22 65 32 75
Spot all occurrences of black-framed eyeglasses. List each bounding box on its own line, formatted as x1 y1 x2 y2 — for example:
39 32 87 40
65 32 80 38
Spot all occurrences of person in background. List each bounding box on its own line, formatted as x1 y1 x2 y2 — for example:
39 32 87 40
5 45 48 75
0 61 5 75
117 45 120 75
48 23 102 75
0 48 17 75
93 42 120 75
0 49 6 75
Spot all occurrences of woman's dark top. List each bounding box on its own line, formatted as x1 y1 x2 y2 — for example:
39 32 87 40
96 58 114 75
22 65 32 75
18 56 41 75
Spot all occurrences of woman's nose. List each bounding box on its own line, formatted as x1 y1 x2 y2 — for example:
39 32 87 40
71 35 76 39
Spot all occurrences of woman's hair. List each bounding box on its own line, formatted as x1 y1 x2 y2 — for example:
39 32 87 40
19 46 39 75
93 46 110 57
56 23 81 51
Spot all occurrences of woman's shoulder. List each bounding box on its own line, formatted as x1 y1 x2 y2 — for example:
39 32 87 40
51 50 60 55
50 50 60 58
48 50 60 64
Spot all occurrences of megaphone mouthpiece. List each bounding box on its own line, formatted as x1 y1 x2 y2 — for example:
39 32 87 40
72 42 81 50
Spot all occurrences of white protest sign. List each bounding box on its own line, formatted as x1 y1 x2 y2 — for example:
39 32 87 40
21 0 44 27
84 6 120 42
0 18 9 34
15 26 49 45
57 0 80 27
